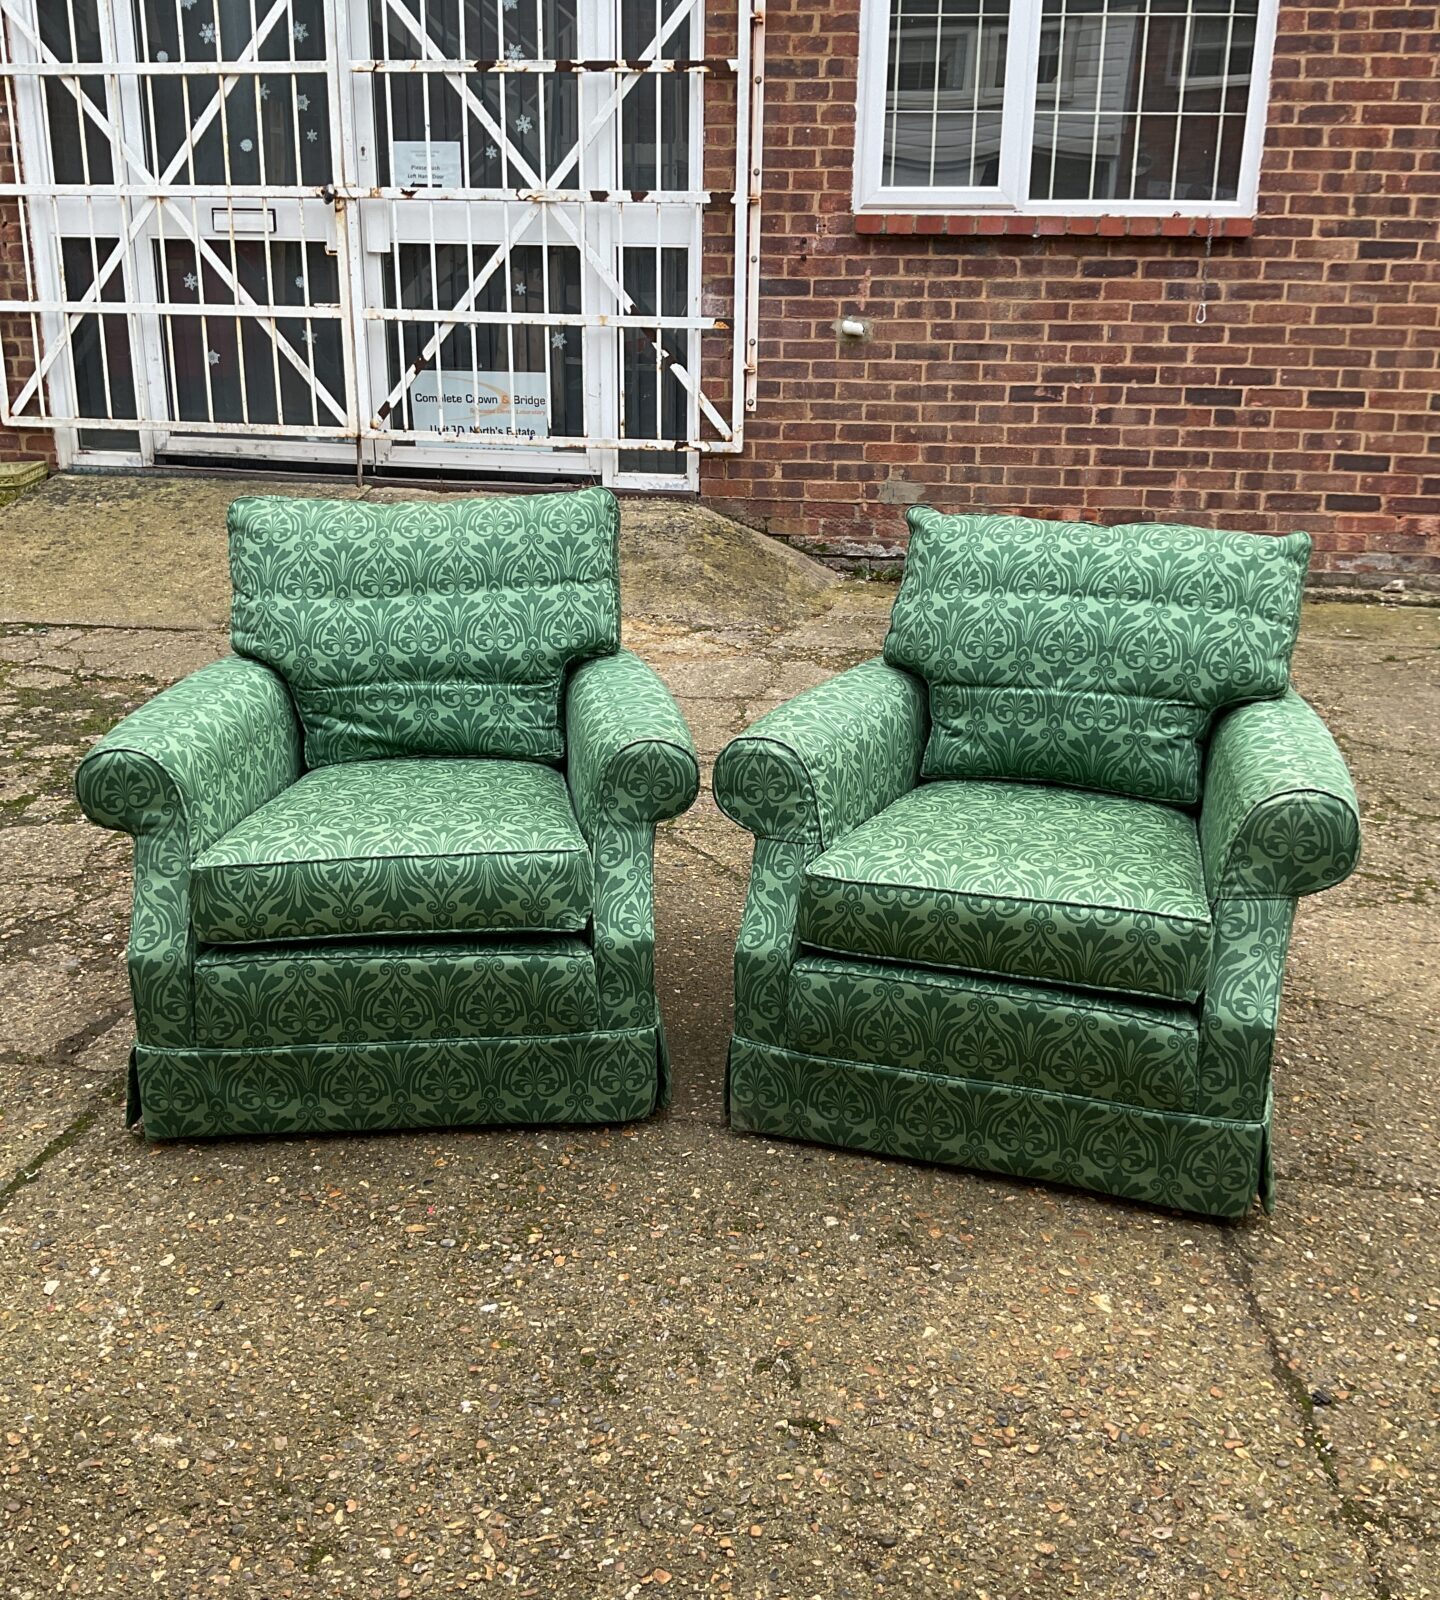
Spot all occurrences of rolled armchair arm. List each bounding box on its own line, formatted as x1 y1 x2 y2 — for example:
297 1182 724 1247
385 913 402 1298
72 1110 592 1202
714 659 928 850
76 655 302 853
75 655 300 1053
1200 688 1361 901
565 650 699 839
565 650 698 1037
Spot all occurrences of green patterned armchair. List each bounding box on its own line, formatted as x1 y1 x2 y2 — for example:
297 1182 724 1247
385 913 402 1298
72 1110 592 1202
77 488 698 1140
714 511 1360 1218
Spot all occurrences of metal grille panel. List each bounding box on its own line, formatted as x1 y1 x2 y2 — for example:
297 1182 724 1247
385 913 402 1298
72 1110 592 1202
0 0 763 484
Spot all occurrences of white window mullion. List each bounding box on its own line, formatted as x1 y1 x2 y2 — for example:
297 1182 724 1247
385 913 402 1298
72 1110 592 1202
997 0 1039 209
1234 0 1279 222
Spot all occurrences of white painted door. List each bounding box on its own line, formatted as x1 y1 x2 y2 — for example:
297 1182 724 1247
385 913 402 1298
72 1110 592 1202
342 0 709 486
0 0 761 484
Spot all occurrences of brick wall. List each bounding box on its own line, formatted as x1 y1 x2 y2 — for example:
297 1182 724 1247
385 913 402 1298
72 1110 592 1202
0 94 56 469
699 0 1440 587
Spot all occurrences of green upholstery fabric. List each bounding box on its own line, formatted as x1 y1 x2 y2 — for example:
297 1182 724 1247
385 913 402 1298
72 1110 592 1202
788 955 1198 1112
1201 689 1361 900
713 659 928 850
565 650 701 1033
194 937 598 1047
190 759 592 945
728 1038 1270 1221
883 510 1310 805
712 660 927 1063
229 488 620 766
132 1029 659 1141
78 490 699 1140
1197 898 1295 1124
75 656 302 1047
717 517 1358 1218
798 781 1212 1002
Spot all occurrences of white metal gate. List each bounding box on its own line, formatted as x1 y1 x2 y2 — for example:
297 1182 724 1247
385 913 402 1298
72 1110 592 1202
0 0 763 487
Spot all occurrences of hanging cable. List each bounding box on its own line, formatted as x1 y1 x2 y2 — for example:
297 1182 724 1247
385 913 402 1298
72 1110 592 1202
1195 218 1217 325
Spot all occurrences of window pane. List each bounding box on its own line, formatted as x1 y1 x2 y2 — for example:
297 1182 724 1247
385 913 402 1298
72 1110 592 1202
367 1 580 191
882 0 1011 189
1028 0 1259 204
40 2 113 184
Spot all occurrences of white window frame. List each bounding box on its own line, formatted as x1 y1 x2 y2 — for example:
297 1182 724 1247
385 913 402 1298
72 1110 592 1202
853 0 1278 218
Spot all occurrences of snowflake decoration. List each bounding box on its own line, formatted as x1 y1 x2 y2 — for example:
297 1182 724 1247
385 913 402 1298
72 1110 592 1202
155 50 169 62
198 21 216 44
301 328 315 346
181 0 197 9
292 21 308 43
295 275 305 288
513 113 533 134
485 143 499 160
183 272 199 291
505 43 524 60
206 348 221 366
297 93 310 112
503 0 518 9
513 279 528 296
550 330 566 349
259 81 270 100
239 138 253 152
305 127 319 142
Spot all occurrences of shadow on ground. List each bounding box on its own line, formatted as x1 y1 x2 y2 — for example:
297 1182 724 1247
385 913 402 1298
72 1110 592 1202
0 473 1435 1598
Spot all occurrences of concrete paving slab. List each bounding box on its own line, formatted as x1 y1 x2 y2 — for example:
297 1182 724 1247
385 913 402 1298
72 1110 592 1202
0 474 367 629
1236 1181 1440 1596
1274 898 1440 1192
0 1115 1378 1599
665 697 744 764
654 839 742 1125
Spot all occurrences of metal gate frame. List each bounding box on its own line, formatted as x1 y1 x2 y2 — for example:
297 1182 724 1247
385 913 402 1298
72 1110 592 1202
0 0 764 485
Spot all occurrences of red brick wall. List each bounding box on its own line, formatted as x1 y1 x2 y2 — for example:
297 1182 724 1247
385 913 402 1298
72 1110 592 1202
0 93 57 469
699 0 1440 587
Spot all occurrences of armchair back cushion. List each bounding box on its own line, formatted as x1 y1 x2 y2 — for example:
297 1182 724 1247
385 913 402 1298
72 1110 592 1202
229 487 621 766
883 510 1310 805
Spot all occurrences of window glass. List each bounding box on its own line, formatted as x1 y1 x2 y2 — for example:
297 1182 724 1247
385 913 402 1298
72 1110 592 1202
1029 0 1259 204
883 0 1011 188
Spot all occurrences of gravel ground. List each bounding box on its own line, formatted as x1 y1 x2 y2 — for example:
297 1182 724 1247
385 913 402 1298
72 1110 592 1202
0 473 1434 1599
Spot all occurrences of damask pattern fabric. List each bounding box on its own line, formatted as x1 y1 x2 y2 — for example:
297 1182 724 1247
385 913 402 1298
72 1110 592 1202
190 758 593 945
79 491 698 1142
194 937 598 1048
565 650 700 1031
732 837 809 1048
1200 689 1362 900
712 659 928 848
727 1037 1269 1220
75 656 303 1047
716 520 1359 1217
1196 898 1295 1124
883 511 1310 804
798 780 1213 1002
229 488 620 766
133 1028 661 1140
76 655 301 855
566 650 701 837
788 955 1198 1112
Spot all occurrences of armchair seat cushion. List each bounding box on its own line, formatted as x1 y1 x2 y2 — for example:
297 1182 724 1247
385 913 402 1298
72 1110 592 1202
797 779 1212 1002
191 759 592 945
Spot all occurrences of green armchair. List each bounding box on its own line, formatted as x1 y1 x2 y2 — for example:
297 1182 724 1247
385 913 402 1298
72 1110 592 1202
77 488 698 1139
714 511 1360 1218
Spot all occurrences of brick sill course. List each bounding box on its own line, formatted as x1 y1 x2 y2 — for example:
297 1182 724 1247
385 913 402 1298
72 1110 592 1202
853 214 1255 239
